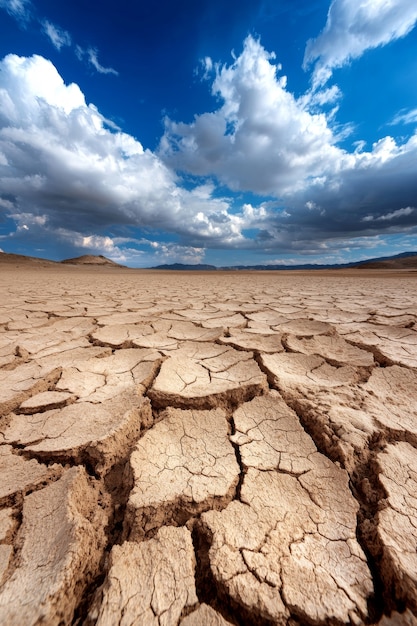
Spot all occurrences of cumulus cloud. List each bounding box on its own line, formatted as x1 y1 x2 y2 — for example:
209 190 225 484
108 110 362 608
0 53 260 256
159 35 417 252
160 36 345 197
42 20 71 50
1 44 417 262
147 242 205 264
304 0 417 87
257 135 417 252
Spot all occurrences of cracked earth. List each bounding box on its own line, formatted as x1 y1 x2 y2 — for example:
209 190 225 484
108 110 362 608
0 265 416 625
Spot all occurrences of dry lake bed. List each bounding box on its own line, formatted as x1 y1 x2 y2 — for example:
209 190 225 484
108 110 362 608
0 264 416 626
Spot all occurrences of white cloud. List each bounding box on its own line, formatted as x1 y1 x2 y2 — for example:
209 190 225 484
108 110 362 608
53 229 128 262
302 84 341 108
1 46 417 261
198 56 214 80
0 0 31 23
362 207 415 222
389 107 417 126
148 242 206 265
11 213 47 228
0 54 85 121
159 35 417 253
42 20 71 50
49 229 206 265
0 197 13 209
79 234 116 251
0 53 261 253
1 0 118 77
160 36 345 196
304 0 417 87
87 48 118 75
76 46 119 76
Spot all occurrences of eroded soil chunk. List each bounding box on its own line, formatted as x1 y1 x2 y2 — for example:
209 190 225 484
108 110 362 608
0 444 63 506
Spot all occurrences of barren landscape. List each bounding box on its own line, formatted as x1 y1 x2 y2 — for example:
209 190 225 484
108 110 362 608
0 263 416 625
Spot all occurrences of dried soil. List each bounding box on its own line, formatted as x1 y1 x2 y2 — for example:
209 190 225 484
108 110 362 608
0 265 416 625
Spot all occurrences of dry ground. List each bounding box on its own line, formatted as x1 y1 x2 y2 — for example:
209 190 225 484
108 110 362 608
0 265 416 626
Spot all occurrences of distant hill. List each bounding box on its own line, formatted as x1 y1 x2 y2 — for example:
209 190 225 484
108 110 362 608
150 263 217 271
0 251 57 266
354 252 417 270
61 254 124 267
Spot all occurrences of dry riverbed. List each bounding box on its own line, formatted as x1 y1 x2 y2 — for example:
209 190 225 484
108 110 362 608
0 265 416 625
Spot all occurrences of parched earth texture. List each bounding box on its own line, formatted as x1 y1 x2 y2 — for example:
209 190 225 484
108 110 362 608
0 265 417 626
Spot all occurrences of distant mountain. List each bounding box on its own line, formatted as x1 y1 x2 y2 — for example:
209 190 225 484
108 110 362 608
150 263 217 271
61 254 124 267
149 251 417 271
1 250 416 271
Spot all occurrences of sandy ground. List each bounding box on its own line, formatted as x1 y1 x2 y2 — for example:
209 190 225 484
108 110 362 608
0 265 416 626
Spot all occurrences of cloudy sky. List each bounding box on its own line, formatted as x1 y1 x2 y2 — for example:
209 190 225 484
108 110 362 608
0 0 416 266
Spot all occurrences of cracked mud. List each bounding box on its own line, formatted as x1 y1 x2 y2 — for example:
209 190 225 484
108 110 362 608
0 265 416 625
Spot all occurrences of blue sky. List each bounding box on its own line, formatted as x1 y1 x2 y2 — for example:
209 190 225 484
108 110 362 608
0 0 416 267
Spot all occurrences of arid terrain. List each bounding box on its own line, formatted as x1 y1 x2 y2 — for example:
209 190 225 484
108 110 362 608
0 263 416 625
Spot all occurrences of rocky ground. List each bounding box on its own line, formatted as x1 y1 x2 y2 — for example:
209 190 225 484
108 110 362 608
0 266 416 626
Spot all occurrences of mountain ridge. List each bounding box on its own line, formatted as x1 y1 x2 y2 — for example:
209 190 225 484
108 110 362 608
1 250 416 270
149 251 417 271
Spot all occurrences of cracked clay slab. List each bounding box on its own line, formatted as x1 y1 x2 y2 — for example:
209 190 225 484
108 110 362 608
0 466 108 626
126 406 239 540
91 526 198 626
180 603 234 625
264 362 417 474
230 390 317 473
18 390 76 414
361 365 417 443
55 348 162 402
218 329 284 354
338 323 417 368
0 362 62 417
260 352 360 392
201 391 373 625
4 392 152 476
284 333 374 367
376 442 417 614
148 341 268 409
0 444 63 506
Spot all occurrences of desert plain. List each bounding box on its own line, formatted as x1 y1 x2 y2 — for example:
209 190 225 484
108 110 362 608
0 261 416 626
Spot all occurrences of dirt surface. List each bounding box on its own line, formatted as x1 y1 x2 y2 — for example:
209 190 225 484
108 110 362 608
0 265 416 625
